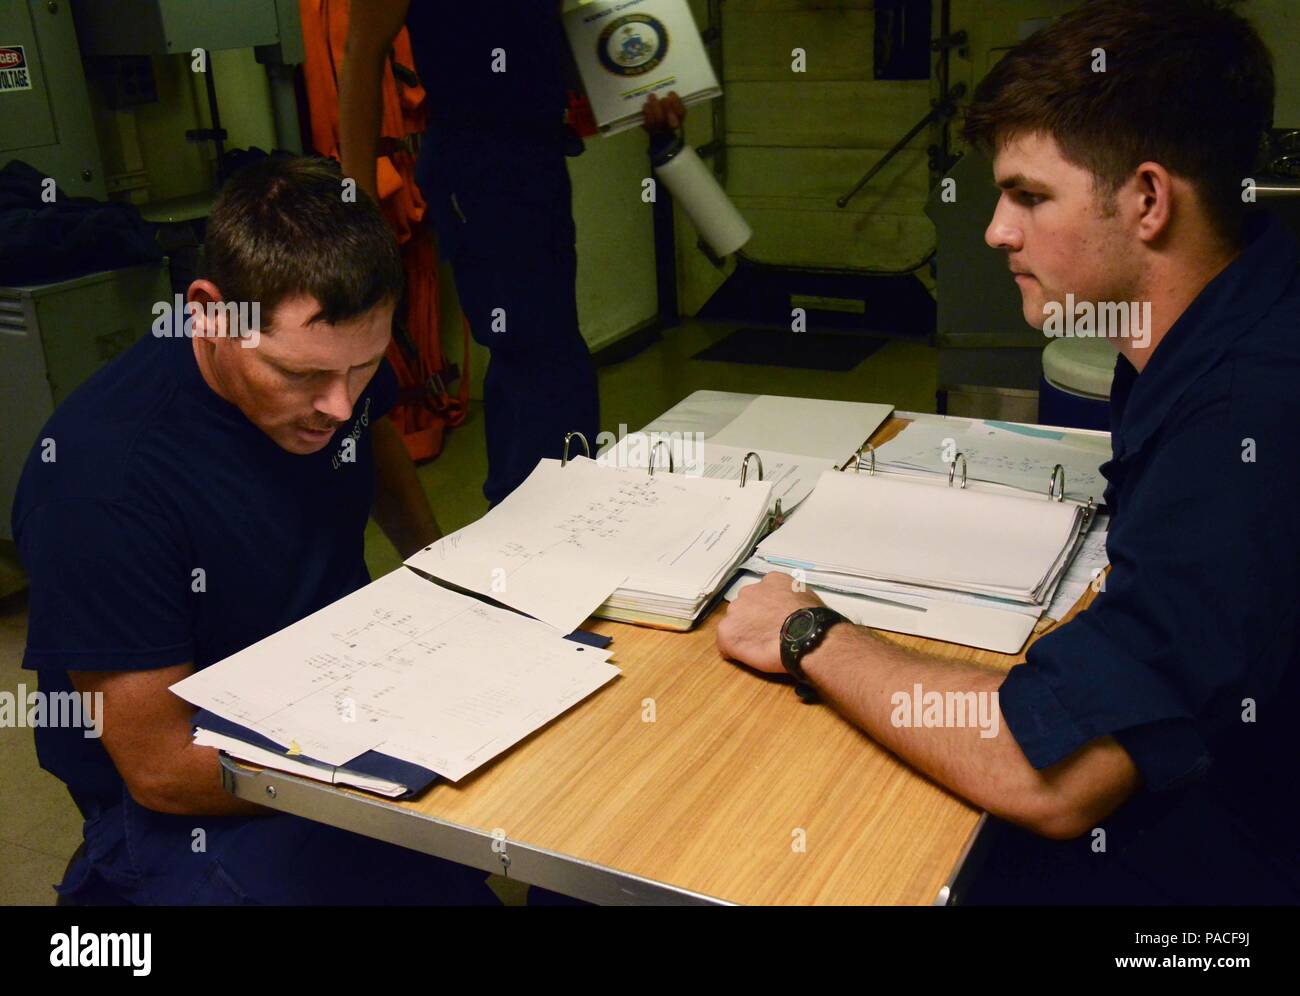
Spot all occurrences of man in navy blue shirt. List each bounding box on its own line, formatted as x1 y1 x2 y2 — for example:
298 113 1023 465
717 0 1299 903
14 156 494 904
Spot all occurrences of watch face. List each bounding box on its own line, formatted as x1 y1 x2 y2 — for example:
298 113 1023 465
783 608 816 642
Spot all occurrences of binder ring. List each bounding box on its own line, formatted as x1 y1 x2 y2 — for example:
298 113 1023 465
855 443 876 475
739 451 764 487
947 452 968 489
1083 496 1097 527
648 439 674 476
561 431 590 466
1048 463 1066 502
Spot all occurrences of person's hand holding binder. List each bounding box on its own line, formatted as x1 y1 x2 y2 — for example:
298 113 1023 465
642 91 687 133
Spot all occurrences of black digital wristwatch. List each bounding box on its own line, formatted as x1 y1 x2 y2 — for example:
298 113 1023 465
778 606 845 703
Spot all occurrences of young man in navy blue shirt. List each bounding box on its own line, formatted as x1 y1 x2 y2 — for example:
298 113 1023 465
718 0 1299 903
14 156 495 904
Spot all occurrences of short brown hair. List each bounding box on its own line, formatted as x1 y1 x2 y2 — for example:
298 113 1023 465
202 156 404 328
961 0 1274 245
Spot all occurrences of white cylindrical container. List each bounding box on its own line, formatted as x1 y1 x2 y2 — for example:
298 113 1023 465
651 134 752 256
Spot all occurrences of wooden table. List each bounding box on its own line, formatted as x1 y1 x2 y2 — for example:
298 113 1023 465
222 417 1101 905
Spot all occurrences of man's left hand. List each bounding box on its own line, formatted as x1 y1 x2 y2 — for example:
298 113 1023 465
716 571 824 674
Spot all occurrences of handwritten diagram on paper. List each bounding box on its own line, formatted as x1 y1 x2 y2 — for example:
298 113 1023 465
873 418 1110 501
171 567 619 780
597 434 831 511
406 458 771 631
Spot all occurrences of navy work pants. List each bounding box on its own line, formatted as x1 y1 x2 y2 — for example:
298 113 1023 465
418 129 600 505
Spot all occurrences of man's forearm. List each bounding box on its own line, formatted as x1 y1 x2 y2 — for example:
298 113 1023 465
70 665 267 818
137 743 266 818
372 416 442 558
340 0 410 202
799 624 1131 837
339 44 386 202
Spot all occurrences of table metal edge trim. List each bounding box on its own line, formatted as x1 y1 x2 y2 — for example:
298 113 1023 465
221 755 731 906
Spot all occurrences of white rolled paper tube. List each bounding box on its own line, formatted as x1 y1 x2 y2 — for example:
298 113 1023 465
653 143 752 256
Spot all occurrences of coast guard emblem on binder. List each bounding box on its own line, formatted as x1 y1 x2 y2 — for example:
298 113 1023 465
598 15 668 76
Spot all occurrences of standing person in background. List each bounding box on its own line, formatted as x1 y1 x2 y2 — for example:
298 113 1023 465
341 0 685 506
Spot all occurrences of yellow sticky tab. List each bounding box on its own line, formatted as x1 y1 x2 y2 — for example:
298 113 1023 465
286 740 302 757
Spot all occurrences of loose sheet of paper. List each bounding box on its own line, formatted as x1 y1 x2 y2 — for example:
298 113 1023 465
172 568 619 780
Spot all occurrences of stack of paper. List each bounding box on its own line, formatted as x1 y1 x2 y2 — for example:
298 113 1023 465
172 568 621 791
758 471 1085 602
405 458 774 631
1043 513 1110 621
742 468 1092 653
194 723 411 797
598 486 773 627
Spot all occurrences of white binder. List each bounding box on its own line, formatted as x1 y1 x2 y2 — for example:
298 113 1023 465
562 0 721 135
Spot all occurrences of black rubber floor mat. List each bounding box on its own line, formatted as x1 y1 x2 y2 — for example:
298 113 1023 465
691 328 889 370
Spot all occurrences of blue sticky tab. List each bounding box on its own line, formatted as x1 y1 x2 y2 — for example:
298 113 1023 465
764 557 816 571
985 420 1065 440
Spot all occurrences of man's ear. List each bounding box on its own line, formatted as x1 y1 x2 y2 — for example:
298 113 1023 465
186 279 225 339
1131 161 1174 244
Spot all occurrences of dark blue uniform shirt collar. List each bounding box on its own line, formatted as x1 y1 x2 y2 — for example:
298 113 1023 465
1111 211 1300 461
